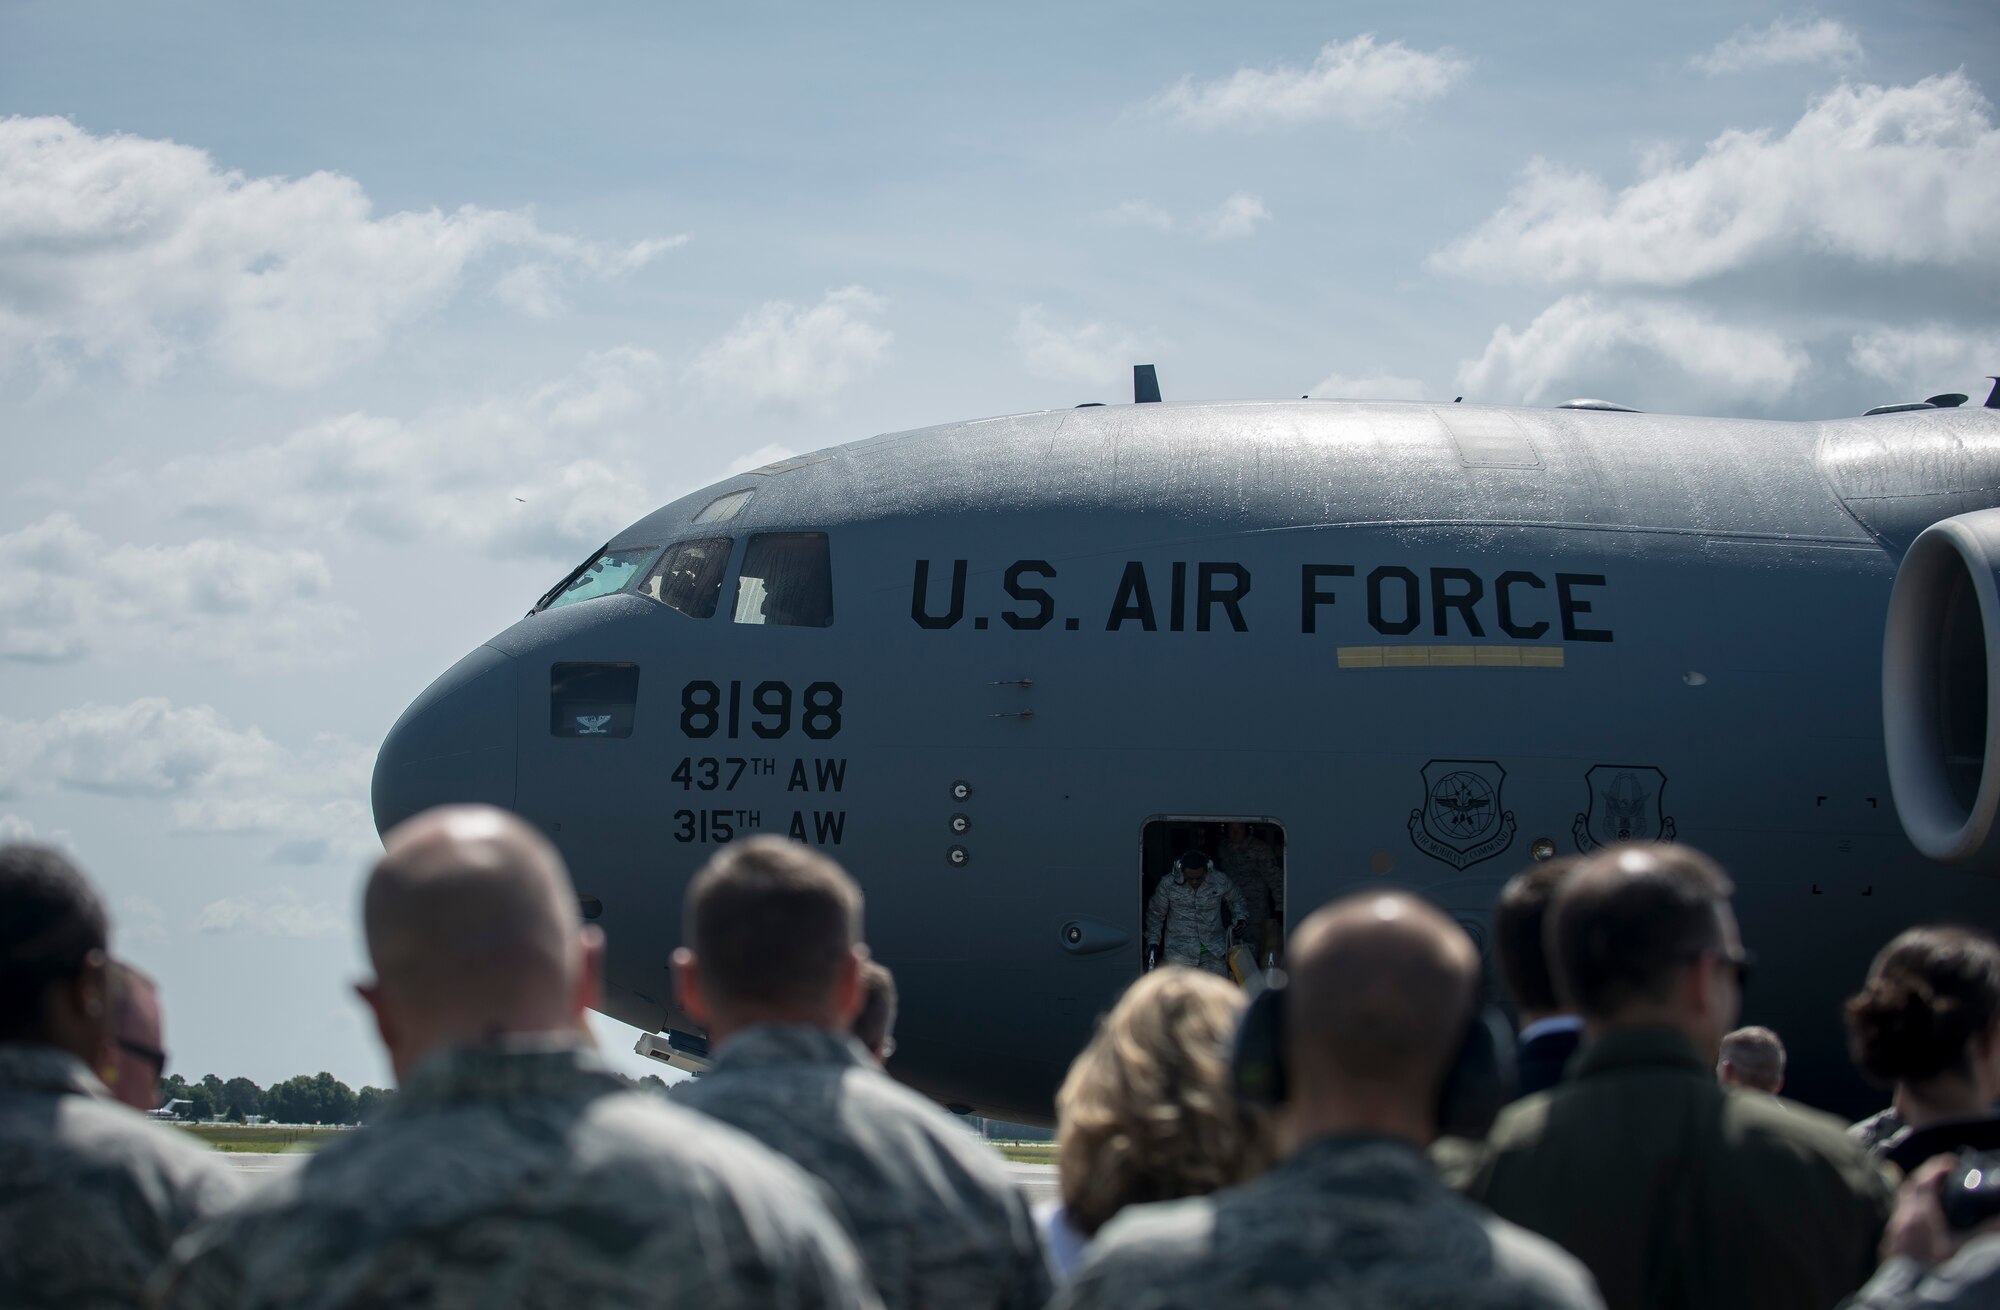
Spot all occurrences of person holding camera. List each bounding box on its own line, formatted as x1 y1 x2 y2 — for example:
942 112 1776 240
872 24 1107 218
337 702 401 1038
1841 1153 2000 1308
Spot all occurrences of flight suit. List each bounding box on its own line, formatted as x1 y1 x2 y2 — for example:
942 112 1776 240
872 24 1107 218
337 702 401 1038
1217 834 1282 951
1144 869 1249 977
676 1025 1052 1310
1466 1027 1895 1310
155 1039 878 1310
0 1044 241 1309
1054 1134 1603 1310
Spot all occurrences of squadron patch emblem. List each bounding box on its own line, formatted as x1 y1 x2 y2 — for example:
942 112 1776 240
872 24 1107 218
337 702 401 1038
1409 759 1517 870
1573 765 1677 852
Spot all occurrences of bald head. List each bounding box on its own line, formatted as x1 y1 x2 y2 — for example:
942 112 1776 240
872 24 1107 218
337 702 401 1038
364 807 593 1065
1286 893 1480 1110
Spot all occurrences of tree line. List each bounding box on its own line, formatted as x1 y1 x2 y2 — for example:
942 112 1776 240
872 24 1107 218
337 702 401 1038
158 1070 672 1125
160 1072 390 1125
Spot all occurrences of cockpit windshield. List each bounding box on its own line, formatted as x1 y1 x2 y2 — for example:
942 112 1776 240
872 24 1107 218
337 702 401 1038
535 546 658 613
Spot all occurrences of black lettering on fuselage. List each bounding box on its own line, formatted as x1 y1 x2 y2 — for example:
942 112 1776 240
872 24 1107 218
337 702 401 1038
1429 568 1485 637
1170 562 1188 632
1495 571 1550 639
1107 561 1158 631
911 559 966 630
1002 560 1056 630
1197 563 1250 632
1301 564 1356 634
1367 566 1421 635
1556 573 1613 642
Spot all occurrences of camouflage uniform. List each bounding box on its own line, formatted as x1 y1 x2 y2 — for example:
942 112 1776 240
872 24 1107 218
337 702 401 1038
675 1024 1051 1310
1144 869 1248 976
1217 834 1280 929
0 1043 240 1309
1054 1134 1603 1310
155 1038 879 1310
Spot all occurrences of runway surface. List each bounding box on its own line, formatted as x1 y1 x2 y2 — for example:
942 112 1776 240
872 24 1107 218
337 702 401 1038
221 1150 1062 1204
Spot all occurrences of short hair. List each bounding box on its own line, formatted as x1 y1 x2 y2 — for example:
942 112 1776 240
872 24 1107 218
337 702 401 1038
1493 857 1578 1015
685 838 861 1008
1721 1026 1786 1091
1055 968 1274 1237
1549 843 1734 1021
0 844 108 1043
853 960 898 1053
1845 926 2000 1085
108 960 157 1035
1288 893 1478 1096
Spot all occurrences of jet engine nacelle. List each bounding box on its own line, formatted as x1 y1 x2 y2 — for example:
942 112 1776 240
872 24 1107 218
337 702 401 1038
1885 508 2000 870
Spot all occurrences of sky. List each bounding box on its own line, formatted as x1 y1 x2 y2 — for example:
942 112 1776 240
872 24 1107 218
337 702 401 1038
1 2 1996 1091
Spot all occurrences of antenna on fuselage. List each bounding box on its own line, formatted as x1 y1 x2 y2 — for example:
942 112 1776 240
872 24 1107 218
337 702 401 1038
1134 364 1161 404
1986 377 2000 409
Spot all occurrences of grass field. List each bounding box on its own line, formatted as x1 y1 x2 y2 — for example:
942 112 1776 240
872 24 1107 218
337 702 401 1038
174 1124 345 1154
996 1141 1058 1164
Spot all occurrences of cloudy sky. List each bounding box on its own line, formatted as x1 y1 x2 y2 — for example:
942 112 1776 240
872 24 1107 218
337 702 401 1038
2 2 1995 1091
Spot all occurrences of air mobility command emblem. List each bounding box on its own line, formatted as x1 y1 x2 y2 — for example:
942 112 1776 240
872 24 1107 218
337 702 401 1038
1573 764 1677 851
1409 759 1517 870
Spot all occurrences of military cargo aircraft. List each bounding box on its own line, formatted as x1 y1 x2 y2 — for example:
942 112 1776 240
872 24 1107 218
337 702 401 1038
372 371 2000 1122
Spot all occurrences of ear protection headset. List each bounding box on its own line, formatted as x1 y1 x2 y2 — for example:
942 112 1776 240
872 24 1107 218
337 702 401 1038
1230 970 1519 1140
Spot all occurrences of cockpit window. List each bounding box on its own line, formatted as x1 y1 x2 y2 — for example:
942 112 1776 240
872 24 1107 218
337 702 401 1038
638 537 732 618
734 533 833 628
537 546 657 613
693 490 754 525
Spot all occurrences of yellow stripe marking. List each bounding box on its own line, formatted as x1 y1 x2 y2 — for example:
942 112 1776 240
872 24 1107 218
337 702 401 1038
1336 644 1565 669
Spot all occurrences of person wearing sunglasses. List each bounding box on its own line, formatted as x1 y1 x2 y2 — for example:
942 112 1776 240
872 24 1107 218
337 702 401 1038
1464 843 1894 1310
100 959 169 1113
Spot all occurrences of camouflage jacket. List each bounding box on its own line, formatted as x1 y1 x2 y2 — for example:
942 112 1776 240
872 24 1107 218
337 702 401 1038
0 1043 240 1309
155 1038 879 1310
1144 870 1248 965
1055 1134 1603 1310
675 1024 1052 1310
1217 837 1280 924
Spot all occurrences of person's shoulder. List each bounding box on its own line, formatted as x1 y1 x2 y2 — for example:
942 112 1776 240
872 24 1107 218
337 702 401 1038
49 1095 242 1206
1476 1209 1606 1309
1725 1092 1895 1201
1081 1193 1220 1276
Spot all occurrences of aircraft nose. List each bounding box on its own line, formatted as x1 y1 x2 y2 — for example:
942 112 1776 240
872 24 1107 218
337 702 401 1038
372 644 519 836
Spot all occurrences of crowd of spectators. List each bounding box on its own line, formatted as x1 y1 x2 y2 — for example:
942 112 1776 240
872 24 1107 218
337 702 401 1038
2 823 1997 1308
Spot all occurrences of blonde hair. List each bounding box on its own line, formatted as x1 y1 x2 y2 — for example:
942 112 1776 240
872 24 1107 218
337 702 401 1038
1055 967 1276 1236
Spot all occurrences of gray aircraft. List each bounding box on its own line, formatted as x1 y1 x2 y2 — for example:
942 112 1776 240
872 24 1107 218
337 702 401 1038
372 370 2000 1122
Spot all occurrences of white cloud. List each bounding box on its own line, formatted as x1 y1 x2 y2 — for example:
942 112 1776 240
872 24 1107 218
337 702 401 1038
1096 194 1271 241
1197 193 1270 241
1153 35 1468 129
686 286 890 408
0 116 683 388
0 699 374 862
1098 200 1176 232
0 813 76 852
1432 73 2000 288
193 896 345 940
1456 294 1809 409
1310 369 1428 401
141 346 668 560
0 513 358 668
1692 13 1863 76
1849 325 2000 394
1014 306 1146 385
121 895 168 946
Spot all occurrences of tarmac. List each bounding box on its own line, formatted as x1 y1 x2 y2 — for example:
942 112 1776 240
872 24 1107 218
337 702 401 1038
221 1150 1063 1205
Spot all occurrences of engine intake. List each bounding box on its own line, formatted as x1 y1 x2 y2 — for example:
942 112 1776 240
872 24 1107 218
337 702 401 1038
1884 508 2000 868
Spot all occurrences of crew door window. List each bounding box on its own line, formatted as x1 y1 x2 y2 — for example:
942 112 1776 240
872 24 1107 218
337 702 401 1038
734 532 834 627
